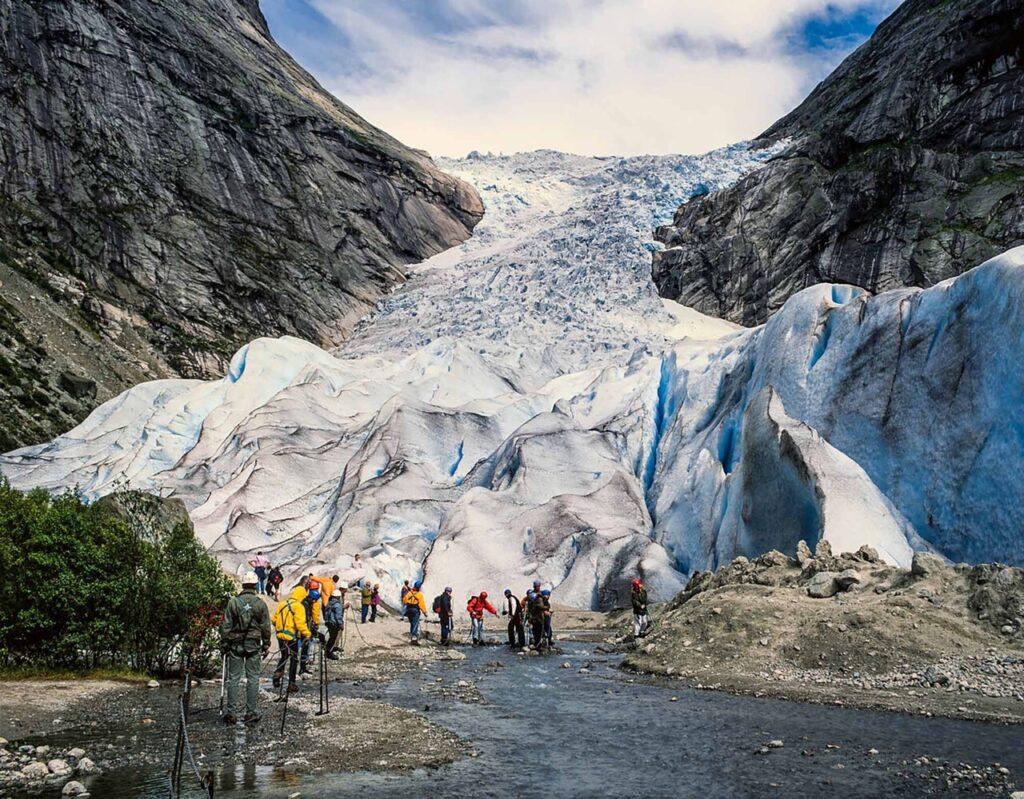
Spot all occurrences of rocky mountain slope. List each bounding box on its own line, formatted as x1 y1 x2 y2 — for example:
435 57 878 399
652 0 1024 325
0 0 482 451
7 138 1024 608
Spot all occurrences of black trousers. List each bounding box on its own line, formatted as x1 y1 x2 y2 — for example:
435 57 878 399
507 618 525 647
530 620 544 648
274 638 299 683
325 624 342 655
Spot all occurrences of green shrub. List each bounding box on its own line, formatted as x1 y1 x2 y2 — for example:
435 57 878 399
0 478 232 675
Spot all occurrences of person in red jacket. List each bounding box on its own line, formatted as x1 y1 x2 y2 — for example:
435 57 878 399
466 592 497 645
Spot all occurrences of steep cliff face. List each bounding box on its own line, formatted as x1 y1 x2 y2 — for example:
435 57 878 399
0 0 482 450
652 0 1024 326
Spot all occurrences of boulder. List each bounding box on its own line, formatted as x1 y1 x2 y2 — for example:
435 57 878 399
911 553 946 578
836 569 862 590
21 762 49 779
76 758 98 775
807 572 840 598
47 758 72 777
62 781 89 796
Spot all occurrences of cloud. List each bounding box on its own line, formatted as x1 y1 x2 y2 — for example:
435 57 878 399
265 0 900 157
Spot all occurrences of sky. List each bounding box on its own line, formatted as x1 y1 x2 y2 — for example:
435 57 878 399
261 0 900 158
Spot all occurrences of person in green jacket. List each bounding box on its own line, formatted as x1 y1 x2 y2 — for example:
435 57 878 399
631 578 649 638
219 572 272 724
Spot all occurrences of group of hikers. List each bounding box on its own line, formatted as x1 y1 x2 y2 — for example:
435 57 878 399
217 568 652 725
246 551 284 599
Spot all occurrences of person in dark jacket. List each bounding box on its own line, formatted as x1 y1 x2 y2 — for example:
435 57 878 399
434 586 454 644
527 590 546 650
631 578 649 637
219 572 272 724
324 588 349 659
540 588 554 648
267 566 284 600
502 588 525 649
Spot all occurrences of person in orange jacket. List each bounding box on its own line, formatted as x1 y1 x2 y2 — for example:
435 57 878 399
466 592 497 645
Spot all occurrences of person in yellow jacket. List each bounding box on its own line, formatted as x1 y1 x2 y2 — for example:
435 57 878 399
272 585 311 692
403 581 428 644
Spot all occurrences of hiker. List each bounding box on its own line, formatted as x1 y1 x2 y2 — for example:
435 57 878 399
248 552 270 595
267 565 284 600
467 591 497 645
370 583 381 622
404 581 428 643
400 580 412 605
433 586 454 644
360 583 373 623
272 583 312 693
527 590 546 650
324 588 349 659
299 579 324 676
631 578 649 637
502 588 525 649
541 589 554 647
219 572 272 724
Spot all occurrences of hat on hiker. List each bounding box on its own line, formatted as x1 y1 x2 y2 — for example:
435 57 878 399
332 589 342 597
242 571 258 586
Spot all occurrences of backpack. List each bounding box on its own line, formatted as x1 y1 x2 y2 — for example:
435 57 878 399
225 596 260 653
432 594 443 614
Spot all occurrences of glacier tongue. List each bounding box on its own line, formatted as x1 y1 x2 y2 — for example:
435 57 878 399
4 143 1024 607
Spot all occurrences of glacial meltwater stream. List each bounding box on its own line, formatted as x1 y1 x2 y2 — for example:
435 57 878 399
30 643 1024 798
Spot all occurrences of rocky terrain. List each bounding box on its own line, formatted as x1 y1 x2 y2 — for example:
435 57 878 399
624 542 1024 723
652 0 1024 325
0 0 482 450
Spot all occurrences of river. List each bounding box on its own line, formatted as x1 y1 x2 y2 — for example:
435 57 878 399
49 643 1024 798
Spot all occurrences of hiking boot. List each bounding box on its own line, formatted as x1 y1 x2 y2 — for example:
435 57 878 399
222 713 238 725
272 671 282 688
287 683 299 694
326 652 340 661
243 712 261 724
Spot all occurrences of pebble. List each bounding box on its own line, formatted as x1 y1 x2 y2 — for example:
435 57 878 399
767 740 784 749
146 680 160 688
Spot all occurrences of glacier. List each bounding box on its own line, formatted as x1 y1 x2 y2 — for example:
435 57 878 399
3 143 1024 609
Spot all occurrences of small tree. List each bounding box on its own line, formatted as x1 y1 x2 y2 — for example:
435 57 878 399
0 477 232 674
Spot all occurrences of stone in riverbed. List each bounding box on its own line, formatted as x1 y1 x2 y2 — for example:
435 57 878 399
62 781 89 796
21 762 49 779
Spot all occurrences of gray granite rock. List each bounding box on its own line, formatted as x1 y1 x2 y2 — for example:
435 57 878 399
0 0 482 450
653 0 1024 325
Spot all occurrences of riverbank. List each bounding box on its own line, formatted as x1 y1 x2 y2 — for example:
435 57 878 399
621 544 1024 724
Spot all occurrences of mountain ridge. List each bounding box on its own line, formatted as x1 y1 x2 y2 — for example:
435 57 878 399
652 0 1024 325
0 0 482 450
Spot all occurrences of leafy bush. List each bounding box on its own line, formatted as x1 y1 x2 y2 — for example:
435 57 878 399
0 478 232 674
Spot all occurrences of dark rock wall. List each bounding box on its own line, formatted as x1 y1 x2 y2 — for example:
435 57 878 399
0 0 482 449
653 0 1024 325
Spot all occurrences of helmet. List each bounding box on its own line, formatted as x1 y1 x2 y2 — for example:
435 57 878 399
480 591 488 599
444 586 452 593
241 571 258 586
504 588 512 595
541 589 551 597
631 578 642 588
414 581 422 590
309 589 321 601
308 579 320 591
533 580 541 588
332 589 342 598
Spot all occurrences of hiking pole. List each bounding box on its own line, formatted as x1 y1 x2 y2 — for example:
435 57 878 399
316 639 325 717
218 657 226 713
